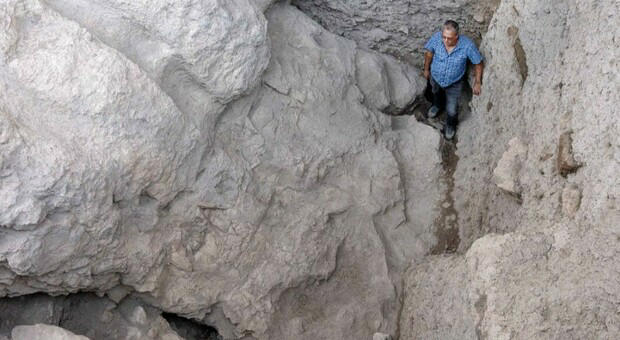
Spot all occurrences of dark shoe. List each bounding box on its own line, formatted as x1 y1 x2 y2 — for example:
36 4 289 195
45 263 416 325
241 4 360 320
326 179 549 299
427 105 439 119
444 125 456 140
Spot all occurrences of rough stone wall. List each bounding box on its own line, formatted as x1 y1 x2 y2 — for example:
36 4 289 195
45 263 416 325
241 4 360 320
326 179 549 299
291 0 500 66
401 0 620 338
0 1 444 339
454 0 619 252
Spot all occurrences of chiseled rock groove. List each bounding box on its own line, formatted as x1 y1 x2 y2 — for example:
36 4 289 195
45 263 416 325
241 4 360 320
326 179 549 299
401 0 619 338
0 0 444 339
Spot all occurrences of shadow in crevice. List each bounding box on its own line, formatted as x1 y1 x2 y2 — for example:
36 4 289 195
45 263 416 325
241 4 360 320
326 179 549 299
404 77 477 254
161 313 222 340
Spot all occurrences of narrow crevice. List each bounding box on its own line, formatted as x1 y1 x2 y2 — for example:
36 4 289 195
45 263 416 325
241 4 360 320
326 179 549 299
405 84 473 254
161 313 222 340
430 140 461 254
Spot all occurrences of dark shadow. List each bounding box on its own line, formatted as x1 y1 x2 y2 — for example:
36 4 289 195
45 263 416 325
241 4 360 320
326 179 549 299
161 313 222 340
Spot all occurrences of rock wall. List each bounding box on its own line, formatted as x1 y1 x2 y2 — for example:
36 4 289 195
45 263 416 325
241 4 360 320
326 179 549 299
0 0 445 339
401 0 620 338
291 0 500 66
2 0 617 338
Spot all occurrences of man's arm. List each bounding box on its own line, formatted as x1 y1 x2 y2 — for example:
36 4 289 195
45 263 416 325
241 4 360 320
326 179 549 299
472 62 484 95
423 51 433 80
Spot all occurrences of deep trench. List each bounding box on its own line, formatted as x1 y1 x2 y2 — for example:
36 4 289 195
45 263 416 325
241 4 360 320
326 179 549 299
406 81 476 254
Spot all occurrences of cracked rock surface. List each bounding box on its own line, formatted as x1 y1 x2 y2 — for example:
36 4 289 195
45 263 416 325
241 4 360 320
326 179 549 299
1 0 442 339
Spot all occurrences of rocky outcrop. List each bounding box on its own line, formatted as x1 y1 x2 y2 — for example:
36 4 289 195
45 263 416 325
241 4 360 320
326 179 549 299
492 137 527 197
0 0 441 339
292 0 500 66
401 0 620 338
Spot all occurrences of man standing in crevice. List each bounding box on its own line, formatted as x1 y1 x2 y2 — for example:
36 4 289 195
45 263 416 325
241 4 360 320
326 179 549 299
423 20 484 140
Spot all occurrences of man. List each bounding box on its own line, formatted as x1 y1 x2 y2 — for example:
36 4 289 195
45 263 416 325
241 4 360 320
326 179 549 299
423 20 484 140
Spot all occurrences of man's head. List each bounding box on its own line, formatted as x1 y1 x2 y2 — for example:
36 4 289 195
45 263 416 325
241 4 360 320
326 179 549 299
442 20 459 48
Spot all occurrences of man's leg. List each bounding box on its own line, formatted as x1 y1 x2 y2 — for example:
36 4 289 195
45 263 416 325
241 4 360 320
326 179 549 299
443 78 463 139
428 76 442 118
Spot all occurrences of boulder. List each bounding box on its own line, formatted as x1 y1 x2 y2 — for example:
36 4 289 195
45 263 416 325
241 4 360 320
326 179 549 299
12 324 90 340
0 1 436 339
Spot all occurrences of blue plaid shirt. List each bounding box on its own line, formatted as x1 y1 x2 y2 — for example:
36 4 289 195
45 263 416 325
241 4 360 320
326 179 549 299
424 32 483 87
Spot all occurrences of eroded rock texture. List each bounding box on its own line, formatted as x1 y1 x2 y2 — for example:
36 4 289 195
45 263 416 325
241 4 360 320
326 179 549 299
0 0 442 339
401 0 620 338
292 0 500 66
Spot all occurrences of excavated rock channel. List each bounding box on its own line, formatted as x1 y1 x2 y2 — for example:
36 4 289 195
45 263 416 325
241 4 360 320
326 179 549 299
3 0 618 339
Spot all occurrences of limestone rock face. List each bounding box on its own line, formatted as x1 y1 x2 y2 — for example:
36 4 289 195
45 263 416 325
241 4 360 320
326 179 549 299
401 0 620 338
292 0 500 66
453 0 619 250
0 1 438 339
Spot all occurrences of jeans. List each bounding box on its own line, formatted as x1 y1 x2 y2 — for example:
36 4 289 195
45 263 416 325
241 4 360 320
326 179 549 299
430 76 463 128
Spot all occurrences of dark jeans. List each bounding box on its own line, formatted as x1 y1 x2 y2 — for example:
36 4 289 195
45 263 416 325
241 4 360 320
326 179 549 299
430 76 463 128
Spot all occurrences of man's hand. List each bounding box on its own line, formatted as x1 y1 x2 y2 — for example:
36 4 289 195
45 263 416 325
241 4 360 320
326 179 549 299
473 81 481 95
423 69 430 80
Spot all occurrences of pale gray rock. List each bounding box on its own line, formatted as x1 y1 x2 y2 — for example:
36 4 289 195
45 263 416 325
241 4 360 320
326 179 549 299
40 0 270 137
492 137 527 196
402 229 620 339
400 255 476 340
453 0 619 249
355 50 422 114
401 0 620 338
151 5 435 339
0 1 438 339
42 0 270 103
292 0 499 66
12 324 90 340
356 50 392 111
105 285 133 304
561 183 581 218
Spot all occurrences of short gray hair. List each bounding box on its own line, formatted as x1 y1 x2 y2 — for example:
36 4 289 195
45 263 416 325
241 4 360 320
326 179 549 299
443 20 459 34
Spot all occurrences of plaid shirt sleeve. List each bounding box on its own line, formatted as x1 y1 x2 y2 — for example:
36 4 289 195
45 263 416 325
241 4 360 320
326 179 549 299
467 43 483 64
424 32 440 53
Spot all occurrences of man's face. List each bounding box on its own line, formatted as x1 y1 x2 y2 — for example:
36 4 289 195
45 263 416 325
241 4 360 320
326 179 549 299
442 29 458 48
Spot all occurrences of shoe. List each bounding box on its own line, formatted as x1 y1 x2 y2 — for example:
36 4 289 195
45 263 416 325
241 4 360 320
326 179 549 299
444 125 456 140
427 106 439 118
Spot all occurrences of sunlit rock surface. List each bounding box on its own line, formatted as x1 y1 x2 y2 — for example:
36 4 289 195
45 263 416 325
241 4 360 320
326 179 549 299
0 1 439 339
